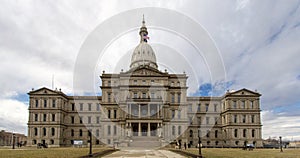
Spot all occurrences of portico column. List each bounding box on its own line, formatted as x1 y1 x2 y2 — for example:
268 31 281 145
148 104 150 117
138 123 141 136
157 104 159 118
148 123 150 136
139 104 141 118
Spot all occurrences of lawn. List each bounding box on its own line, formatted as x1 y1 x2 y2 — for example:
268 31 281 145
0 147 114 158
176 148 300 158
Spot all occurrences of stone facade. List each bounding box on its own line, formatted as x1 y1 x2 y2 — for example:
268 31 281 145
27 19 263 148
0 130 27 147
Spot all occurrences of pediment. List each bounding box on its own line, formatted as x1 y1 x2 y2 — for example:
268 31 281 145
229 88 261 96
28 87 61 95
124 66 167 76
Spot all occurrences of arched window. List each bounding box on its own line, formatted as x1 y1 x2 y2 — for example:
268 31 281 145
243 129 247 137
79 129 83 137
50 139 54 144
172 126 175 135
71 129 74 137
189 130 193 137
34 128 38 136
43 127 46 136
252 129 255 137
32 139 37 145
178 126 181 135
51 128 55 136
234 129 238 137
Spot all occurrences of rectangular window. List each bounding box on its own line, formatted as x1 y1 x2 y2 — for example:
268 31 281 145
80 103 83 111
108 110 111 118
80 117 83 124
34 114 38 121
177 93 181 103
142 93 146 98
188 104 192 112
189 117 192 125
178 126 181 135
108 125 111 135
108 81 111 86
51 128 55 136
88 103 92 111
134 80 137 85
234 115 237 123
233 101 237 109
171 110 175 119
52 114 55 122
134 92 138 98
197 104 201 112
197 117 201 125
206 117 209 124
43 114 47 122
151 92 155 98
214 104 218 112
114 110 117 119
151 80 154 84
241 101 245 109
35 99 39 107
114 125 117 135
52 99 56 108
96 116 100 124
97 104 100 111
71 116 75 124
177 110 181 119
142 80 146 85
88 116 91 124
242 115 246 123
251 115 255 123
205 104 209 112
171 94 175 103
108 93 111 102
71 103 75 111
44 99 47 108
172 126 175 135
250 101 254 109
214 117 218 124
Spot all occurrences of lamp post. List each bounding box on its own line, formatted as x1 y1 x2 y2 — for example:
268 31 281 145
279 136 283 152
198 129 202 158
88 130 92 157
12 133 15 149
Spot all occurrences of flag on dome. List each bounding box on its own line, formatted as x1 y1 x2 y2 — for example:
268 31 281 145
143 34 149 42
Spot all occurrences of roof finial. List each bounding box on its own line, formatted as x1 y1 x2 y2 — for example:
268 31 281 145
142 14 145 25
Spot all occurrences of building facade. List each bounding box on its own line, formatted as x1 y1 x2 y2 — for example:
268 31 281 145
27 19 263 148
0 130 27 147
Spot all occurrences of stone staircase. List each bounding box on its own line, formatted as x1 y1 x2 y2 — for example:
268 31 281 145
129 136 161 148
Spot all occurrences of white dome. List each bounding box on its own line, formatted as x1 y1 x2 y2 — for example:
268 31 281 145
130 42 158 69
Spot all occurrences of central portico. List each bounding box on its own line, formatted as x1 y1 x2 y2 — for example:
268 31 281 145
99 17 189 147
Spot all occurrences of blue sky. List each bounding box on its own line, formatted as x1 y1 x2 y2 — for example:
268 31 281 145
0 0 300 141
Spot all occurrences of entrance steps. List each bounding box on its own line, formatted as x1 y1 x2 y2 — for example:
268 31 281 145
129 136 161 148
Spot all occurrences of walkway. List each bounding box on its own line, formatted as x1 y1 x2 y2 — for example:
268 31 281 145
103 149 185 158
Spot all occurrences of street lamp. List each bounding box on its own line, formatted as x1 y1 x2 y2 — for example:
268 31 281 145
88 130 92 157
279 136 283 152
198 129 202 158
12 133 15 149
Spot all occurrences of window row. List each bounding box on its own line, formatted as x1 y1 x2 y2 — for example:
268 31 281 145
33 113 56 122
232 115 256 123
234 129 256 138
189 129 219 138
33 127 56 137
227 100 256 109
71 103 101 111
188 116 219 125
34 99 57 108
171 125 182 136
188 103 220 113
70 116 101 124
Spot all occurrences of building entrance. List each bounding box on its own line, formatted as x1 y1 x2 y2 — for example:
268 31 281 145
141 123 148 136
132 123 138 136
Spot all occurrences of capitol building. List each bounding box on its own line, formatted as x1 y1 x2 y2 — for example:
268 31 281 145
27 19 263 148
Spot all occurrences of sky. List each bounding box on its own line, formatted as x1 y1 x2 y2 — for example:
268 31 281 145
0 0 300 141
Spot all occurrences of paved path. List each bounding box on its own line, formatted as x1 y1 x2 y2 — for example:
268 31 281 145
103 149 185 158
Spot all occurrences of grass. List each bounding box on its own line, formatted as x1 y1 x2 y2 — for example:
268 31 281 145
0 147 115 158
173 148 300 158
